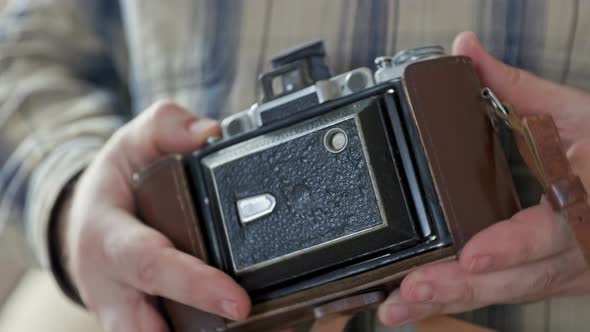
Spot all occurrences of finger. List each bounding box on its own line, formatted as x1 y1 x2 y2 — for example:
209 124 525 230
548 269 590 296
459 202 573 273
566 138 590 191
378 290 442 326
452 31 590 146
110 100 221 175
95 286 168 332
399 248 584 306
378 290 489 326
378 298 485 326
103 211 250 321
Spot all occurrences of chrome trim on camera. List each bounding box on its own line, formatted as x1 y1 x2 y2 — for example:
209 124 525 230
221 68 374 140
397 83 433 238
374 46 446 84
392 45 445 66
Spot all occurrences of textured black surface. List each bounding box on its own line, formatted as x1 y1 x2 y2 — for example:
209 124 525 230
213 117 385 271
194 87 446 297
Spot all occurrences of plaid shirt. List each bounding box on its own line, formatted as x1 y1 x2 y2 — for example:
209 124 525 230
0 1 589 329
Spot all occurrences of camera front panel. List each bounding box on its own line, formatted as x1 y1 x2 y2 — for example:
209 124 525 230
201 97 421 288
134 45 521 331
186 79 452 302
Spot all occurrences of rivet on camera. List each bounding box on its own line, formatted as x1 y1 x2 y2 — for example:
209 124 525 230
324 128 348 154
344 71 368 92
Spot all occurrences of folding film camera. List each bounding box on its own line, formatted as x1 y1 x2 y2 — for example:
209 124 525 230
134 41 519 331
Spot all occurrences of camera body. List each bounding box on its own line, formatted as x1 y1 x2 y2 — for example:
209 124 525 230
135 41 519 331
197 42 448 300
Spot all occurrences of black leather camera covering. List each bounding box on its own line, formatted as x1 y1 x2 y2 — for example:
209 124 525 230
201 99 424 293
213 117 386 271
211 110 416 270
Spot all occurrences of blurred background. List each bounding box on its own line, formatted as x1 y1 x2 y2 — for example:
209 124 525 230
0 1 589 331
0 0 32 316
0 2 101 331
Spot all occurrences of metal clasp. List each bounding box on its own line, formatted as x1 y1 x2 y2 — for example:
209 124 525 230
482 87 546 181
481 87 519 130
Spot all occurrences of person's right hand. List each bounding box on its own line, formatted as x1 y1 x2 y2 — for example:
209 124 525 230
378 31 590 327
57 101 251 332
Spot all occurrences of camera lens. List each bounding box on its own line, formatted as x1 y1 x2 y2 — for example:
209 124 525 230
324 128 348 153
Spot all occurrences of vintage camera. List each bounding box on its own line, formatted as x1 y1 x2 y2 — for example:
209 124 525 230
135 41 519 331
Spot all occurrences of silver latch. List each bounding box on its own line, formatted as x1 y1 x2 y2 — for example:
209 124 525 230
236 194 277 224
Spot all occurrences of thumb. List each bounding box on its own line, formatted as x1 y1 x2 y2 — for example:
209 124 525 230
110 100 220 173
452 31 590 146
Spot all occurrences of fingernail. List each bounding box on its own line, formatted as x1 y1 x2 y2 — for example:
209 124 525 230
469 255 493 273
220 299 241 320
384 304 410 325
189 118 218 134
454 31 483 56
413 283 433 302
467 31 479 46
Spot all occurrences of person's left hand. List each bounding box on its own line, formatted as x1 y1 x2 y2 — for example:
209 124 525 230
377 31 590 326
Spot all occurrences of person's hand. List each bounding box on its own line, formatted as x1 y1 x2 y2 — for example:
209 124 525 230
58 101 251 332
378 31 590 326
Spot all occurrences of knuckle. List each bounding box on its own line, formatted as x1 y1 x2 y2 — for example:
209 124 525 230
506 66 523 88
102 232 129 264
106 122 135 153
109 230 172 259
111 115 137 141
75 221 104 268
131 233 173 294
205 268 229 283
149 100 183 121
510 216 535 262
518 239 533 263
187 263 221 286
141 232 175 253
136 252 160 294
530 268 557 292
459 281 477 303
141 100 188 149
185 265 230 300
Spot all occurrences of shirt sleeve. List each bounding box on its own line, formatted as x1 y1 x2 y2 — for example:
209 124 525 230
0 0 129 269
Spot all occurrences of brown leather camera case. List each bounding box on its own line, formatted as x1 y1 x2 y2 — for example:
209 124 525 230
134 56 520 331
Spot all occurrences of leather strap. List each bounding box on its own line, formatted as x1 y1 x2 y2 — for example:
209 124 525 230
514 115 590 262
483 88 590 262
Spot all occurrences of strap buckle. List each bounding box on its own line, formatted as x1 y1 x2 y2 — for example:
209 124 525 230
481 87 522 131
482 87 545 181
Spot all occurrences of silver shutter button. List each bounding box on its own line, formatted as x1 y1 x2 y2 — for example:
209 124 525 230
237 194 276 224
